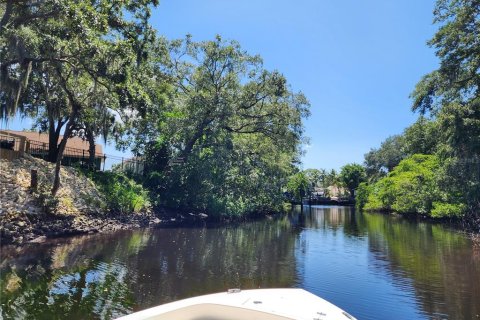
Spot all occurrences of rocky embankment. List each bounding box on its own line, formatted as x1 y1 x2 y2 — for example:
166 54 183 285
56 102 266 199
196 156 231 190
0 155 161 245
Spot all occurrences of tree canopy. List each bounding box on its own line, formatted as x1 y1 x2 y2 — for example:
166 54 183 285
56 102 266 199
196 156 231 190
1 2 310 216
1 0 161 195
410 0 480 226
137 36 310 217
286 172 309 204
339 163 366 197
359 0 480 229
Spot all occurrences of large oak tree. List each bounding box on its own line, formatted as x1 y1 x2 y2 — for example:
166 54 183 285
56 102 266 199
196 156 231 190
1 0 159 195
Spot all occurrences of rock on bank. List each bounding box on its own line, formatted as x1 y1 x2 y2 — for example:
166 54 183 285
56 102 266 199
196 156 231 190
0 155 158 245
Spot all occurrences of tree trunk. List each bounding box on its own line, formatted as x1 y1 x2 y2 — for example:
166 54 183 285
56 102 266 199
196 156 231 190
349 188 355 199
0 0 13 31
86 128 96 170
51 66 80 196
47 120 60 162
51 121 73 196
46 111 67 162
181 117 214 160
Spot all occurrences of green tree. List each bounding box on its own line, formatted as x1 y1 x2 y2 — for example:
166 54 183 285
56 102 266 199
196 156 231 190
364 117 440 183
362 154 464 217
140 36 310 217
286 172 309 204
1 0 160 195
23 65 70 162
403 116 439 156
410 0 480 228
339 163 366 198
324 169 338 188
303 168 323 193
364 135 406 182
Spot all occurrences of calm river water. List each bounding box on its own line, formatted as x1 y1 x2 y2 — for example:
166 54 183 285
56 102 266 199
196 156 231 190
1 206 479 319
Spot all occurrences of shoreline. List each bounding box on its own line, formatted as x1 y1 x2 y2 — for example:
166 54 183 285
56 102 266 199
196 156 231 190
0 205 283 246
0 155 281 246
3 205 478 247
0 207 216 246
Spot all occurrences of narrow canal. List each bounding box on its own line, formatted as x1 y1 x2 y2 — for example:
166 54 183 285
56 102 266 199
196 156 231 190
1 206 479 319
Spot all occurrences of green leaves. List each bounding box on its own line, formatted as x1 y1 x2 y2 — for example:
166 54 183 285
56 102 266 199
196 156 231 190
361 154 463 218
89 171 150 214
413 0 480 114
286 172 309 203
1 0 160 118
139 36 310 217
408 0 480 224
1 3 310 216
339 163 366 197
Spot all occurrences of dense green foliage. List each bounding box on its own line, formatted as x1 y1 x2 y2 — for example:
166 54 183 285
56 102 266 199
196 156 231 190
364 117 439 183
1 3 309 217
360 154 463 218
355 182 370 210
87 171 150 214
410 0 480 227
0 0 161 195
134 37 310 217
339 163 366 197
358 0 480 229
286 172 309 203
364 135 406 181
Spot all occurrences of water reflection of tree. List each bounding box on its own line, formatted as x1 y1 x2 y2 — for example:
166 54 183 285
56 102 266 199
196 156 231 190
291 205 479 319
363 213 480 320
291 205 367 238
1 218 301 319
126 218 300 309
1 232 150 319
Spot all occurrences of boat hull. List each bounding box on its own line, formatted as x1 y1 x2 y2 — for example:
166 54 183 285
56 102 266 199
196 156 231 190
116 288 357 320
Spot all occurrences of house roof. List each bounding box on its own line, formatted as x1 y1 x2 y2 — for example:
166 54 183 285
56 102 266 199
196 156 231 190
1 130 103 157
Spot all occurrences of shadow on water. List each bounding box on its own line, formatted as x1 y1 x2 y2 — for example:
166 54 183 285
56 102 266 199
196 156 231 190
1 206 479 319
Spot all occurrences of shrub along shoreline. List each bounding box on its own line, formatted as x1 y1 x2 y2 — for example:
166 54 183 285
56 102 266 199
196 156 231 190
0 156 289 246
356 1 480 234
356 154 479 234
0 156 162 245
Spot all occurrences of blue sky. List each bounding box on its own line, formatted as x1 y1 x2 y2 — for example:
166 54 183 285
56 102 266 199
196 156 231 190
150 0 439 170
2 0 439 170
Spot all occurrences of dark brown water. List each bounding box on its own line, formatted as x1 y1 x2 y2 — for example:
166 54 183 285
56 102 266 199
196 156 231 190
1 206 479 319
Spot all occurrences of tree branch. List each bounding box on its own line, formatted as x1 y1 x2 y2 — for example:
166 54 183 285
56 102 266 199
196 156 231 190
0 0 13 30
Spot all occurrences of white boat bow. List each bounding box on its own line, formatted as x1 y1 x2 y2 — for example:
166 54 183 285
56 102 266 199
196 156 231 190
116 288 357 320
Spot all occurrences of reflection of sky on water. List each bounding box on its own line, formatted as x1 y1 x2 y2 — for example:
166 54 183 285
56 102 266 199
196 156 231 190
292 205 477 320
293 206 424 319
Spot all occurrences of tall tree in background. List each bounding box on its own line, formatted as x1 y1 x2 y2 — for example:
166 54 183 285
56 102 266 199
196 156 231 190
402 116 439 155
303 168 323 190
364 135 406 182
339 163 366 198
411 0 480 227
78 103 123 169
324 169 339 189
286 172 309 207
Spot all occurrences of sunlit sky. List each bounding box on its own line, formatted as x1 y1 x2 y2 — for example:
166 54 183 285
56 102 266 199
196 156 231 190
2 0 439 170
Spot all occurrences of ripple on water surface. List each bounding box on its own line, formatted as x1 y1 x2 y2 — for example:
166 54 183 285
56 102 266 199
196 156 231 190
1 206 479 320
